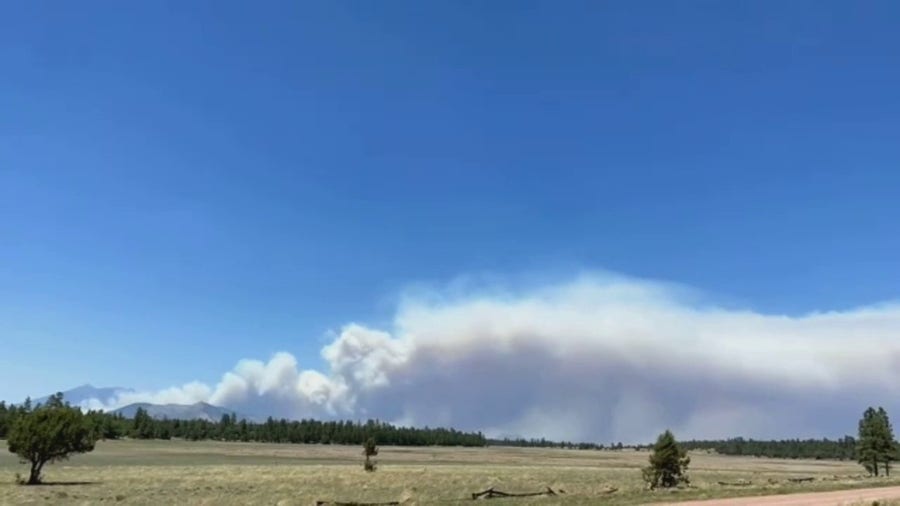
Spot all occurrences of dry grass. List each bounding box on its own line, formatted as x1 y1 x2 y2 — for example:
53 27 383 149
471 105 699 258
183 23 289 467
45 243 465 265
1 440 899 505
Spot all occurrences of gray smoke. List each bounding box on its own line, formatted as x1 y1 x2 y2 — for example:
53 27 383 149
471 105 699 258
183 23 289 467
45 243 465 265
84 274 900 443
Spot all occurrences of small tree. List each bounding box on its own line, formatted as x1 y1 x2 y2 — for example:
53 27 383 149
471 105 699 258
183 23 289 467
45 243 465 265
363 437 378 472
7 395 97 484
642 430 690 489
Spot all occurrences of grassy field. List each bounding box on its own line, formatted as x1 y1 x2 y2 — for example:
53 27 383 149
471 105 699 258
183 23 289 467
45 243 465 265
2 439 899 505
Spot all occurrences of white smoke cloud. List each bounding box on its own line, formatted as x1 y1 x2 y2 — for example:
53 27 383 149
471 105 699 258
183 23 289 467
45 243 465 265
85 274 900 443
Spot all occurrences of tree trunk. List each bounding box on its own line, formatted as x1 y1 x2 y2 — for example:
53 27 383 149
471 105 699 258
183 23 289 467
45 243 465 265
874 459 879 477
27 460 44 485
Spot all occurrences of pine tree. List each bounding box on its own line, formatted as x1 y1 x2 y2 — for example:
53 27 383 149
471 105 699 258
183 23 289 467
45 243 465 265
0 401 10 439
642 430 690 489
131 407 155 439
875 407 896 476
859 407 886 476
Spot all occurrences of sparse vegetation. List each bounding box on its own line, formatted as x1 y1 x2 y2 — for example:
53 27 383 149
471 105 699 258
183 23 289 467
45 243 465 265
2 439 899 504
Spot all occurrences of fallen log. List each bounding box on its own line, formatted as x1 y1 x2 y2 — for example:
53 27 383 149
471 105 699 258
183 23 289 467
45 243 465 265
787 477 815 483
471 487 557 499
717 480 752 486
315 501 400 506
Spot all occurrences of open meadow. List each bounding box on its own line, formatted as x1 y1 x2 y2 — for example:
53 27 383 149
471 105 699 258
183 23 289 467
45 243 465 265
3 440 900 505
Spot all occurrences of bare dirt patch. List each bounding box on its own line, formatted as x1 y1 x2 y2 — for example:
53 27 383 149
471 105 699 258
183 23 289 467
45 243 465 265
660 485 900 505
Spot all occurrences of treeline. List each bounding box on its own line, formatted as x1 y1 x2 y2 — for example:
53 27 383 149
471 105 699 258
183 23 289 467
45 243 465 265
0 398 888 461
0 400 486 447
679 437 859 460
488 434 863 460
488 437 605 450
130 409 487 446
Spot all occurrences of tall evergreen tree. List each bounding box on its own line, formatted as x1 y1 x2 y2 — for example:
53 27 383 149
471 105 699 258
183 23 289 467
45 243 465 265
131 407 155 439
858 407 880 475
858 406 896 476
875 407 896 476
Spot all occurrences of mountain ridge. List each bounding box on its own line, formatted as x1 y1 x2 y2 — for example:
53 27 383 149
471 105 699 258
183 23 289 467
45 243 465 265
32 384 133 406
112 401 249 422
29 385 259 422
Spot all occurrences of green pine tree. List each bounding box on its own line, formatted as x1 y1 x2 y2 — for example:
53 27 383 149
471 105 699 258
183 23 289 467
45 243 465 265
875 407 896 476
131 407 156 439
642 430 690 489
858 407 887 476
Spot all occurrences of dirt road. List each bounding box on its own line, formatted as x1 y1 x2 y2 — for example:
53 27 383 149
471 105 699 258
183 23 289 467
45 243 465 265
658 485 900 505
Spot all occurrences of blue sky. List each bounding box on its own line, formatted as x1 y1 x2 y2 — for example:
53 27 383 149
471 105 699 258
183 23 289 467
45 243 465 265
2 1 900 404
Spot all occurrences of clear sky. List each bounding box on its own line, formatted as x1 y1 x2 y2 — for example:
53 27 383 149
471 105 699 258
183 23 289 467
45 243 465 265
2 1 900 404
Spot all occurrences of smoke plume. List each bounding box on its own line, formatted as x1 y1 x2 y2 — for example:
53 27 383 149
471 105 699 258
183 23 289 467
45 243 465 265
85 274 900 443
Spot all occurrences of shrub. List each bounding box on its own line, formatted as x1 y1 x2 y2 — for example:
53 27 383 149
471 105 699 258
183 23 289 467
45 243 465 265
642 430 690 489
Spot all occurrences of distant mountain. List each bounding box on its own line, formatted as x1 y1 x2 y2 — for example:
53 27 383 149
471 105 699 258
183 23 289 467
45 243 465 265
33 384 132 406
112 402 245 422
27 385 255 422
